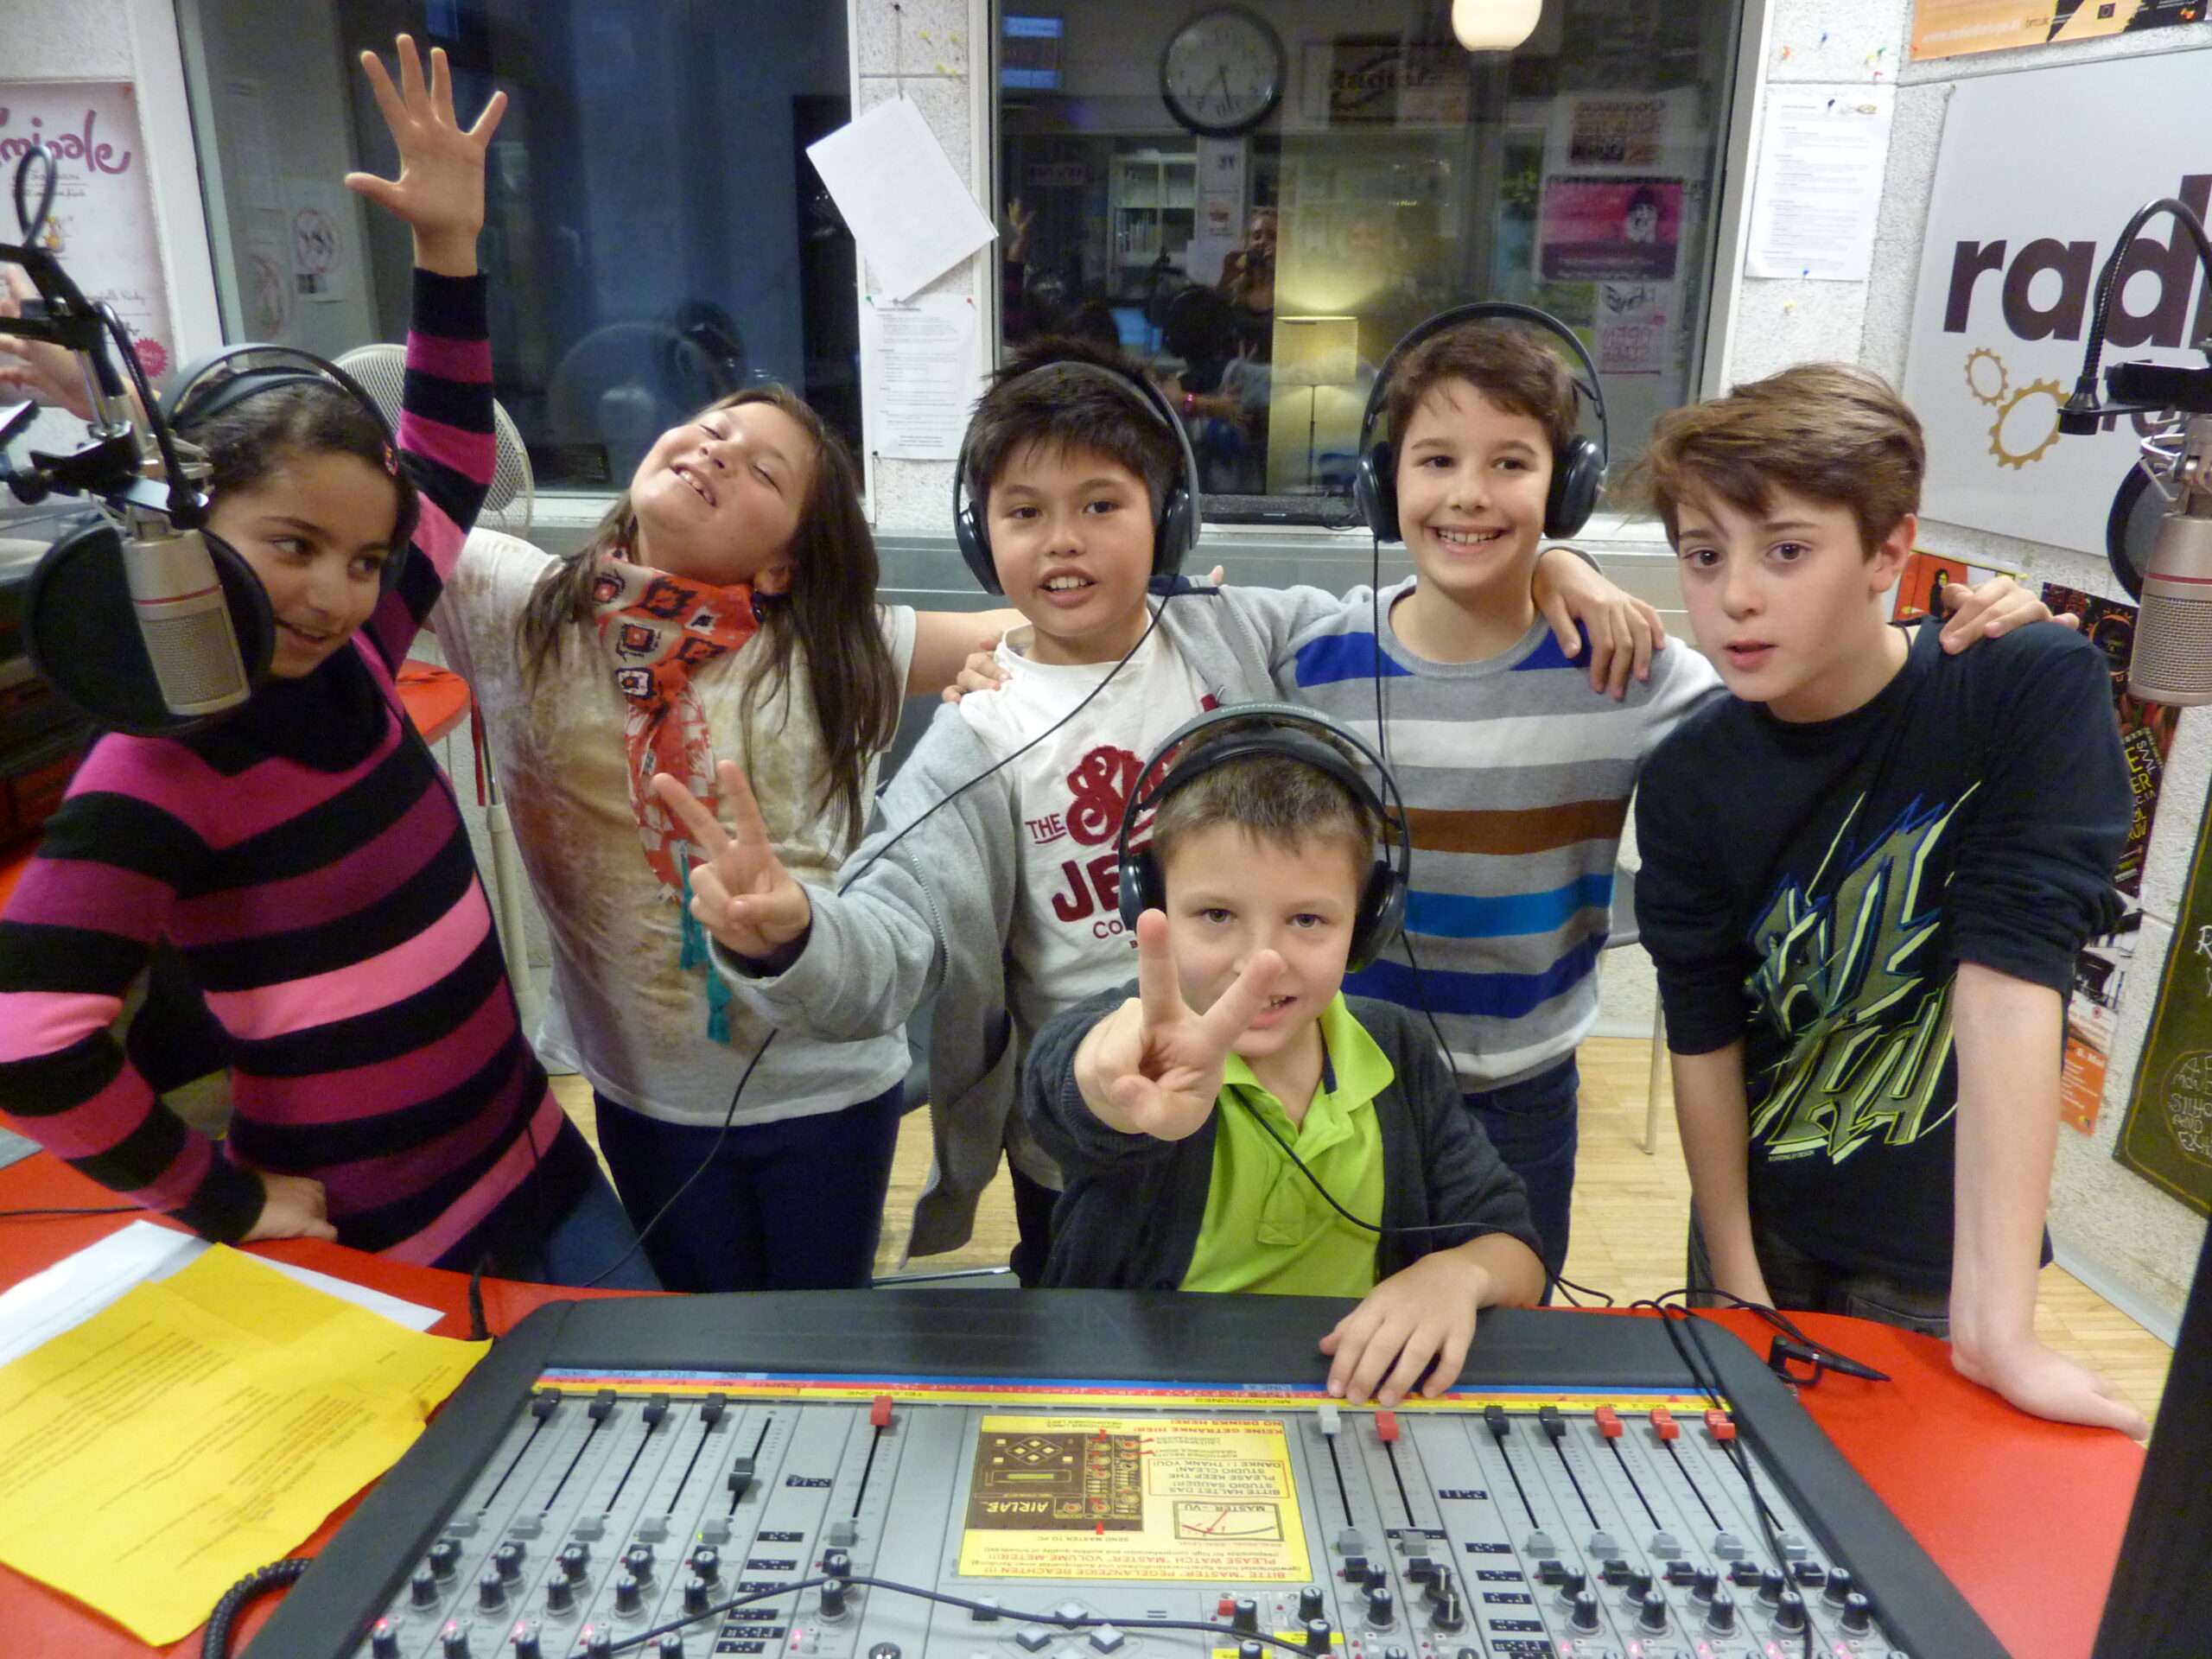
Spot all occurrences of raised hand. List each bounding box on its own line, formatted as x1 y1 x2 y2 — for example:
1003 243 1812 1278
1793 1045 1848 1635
345 35 506 276
1935 574 2077 652
1073 909 1281 1141
649 760 815 962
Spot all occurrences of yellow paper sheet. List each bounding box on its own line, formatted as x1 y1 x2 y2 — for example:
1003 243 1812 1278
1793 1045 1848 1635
0 1245 485 1643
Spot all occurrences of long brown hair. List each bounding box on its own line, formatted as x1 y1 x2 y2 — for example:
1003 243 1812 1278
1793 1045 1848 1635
518 385 899 846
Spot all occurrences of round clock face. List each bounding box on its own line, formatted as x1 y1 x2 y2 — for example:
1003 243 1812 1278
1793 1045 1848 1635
1160 8 1285 137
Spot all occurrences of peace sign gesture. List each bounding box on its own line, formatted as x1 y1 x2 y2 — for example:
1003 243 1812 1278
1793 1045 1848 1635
1074 910 1283 1141
345 35 507 277
650 761 816 961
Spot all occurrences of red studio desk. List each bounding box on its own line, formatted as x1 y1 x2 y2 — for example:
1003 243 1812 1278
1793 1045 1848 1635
0 1154 2142 1659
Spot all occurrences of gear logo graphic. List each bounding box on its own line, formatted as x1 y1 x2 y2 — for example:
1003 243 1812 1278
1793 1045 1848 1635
1963 346 2008 408
1988 378 2064 469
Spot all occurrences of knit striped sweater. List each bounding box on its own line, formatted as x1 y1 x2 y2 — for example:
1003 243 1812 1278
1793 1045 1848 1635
0 271 593 1267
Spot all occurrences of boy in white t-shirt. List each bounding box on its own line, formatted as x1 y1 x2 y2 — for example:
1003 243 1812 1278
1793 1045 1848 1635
661 338 1642 1275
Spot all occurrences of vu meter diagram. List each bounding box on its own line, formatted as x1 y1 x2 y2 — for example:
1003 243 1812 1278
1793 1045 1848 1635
957 1415 1310 1582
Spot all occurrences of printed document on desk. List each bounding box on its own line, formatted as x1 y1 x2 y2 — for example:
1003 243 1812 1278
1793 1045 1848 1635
0 1245 484 1642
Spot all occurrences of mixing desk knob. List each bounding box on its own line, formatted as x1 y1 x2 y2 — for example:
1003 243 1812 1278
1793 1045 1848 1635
371 1619 402 1659
411 1571 442 1610
543 1579 575 1618
624 1546 656 1581
1428 1586 1464 1633
1621 1569 1652 1603
1364 1587 1395 1630
658 1637 685 1659
1232 1597 1260 1633
1702 1593 1738 1636
1297 1586 1326 1622
429 1540 462 1580
690 1548 721 1584
1823 1567 1856 1607
495 1543 527 1583
441 1622 471 1659
1839 1592 1875 1636
559 1546 590 1582
1773 1591 1808 1634
684 1576 713 1616
1688 1568 1718 1605
868 1644 901 1659
478 1572 508 1612
1237 1643 1264 1659
1567 1590 1601 1635
1554 1570 1586 1606
613 1575 644 1617
510 1621 543 1659
582 1629 614 1659
1636 1591 1669 1634
1304 1616 1333 1653
1382 1647 1409 1659
820 1579 851 1621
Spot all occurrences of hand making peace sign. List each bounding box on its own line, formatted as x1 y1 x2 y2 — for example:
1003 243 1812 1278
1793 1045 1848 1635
1073 909 1284 1141
650 761 816 961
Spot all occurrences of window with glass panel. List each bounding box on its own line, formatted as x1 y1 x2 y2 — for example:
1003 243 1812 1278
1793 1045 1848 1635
996 1 1742 523
176 0 857 494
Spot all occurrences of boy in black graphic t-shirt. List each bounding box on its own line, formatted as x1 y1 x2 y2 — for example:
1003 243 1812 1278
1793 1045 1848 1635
1632 364 2145 1437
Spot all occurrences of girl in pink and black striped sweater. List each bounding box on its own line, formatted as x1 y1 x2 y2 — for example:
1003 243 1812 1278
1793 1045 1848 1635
0 39 641 1281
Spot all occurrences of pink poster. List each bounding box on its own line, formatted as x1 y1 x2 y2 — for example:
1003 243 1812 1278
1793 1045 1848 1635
0 82 173 381
1539 175 1681 283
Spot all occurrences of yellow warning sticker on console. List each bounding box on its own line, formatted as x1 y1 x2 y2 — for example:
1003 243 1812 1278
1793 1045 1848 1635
958 1414 1310 1581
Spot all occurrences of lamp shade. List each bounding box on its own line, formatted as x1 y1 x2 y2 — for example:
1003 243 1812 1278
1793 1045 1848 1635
1452 0 1541 52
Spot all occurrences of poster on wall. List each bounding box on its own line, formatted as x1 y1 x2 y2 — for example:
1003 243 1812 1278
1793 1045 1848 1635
0 82 173 382
1742 87 1893 283
2040 585 2178 1134
1538 176 1681 282
1891 549 2019 621
1594 281 1670 375
1900 50 2212 555
2118 794 2212 1216
1911 0 2203 62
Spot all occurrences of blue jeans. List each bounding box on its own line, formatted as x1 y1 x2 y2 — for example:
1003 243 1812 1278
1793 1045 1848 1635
499 1167 663 1291
1463 1055 1580 1297
592 1084 903 1293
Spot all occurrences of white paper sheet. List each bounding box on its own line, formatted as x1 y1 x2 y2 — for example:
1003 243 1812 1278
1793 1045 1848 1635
806 98 996 302
861 294 982 460
0 1220 442 1369
1744 86 1894 283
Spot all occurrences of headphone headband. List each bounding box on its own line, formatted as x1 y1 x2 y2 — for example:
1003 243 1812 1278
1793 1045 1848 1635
1355 300 1609 461
953 354 1204 593
1113 702 1412 973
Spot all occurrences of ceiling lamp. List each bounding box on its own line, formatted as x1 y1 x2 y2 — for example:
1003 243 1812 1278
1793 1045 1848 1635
1452 0 1541 52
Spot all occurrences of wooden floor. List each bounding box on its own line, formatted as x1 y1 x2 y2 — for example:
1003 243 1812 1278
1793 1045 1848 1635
554 1035 2173 1428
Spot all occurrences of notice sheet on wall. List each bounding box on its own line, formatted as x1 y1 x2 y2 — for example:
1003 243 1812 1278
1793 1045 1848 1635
861 294 981 461
1744 86 1894 282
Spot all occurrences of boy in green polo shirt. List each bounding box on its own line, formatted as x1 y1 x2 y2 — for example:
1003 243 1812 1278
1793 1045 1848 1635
1023 714 1544 1405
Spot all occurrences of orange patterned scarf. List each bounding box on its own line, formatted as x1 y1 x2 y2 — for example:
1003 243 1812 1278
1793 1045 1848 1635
592 553 764 893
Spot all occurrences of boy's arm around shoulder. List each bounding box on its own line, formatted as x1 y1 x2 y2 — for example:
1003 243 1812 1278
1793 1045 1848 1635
712 705 1014 1043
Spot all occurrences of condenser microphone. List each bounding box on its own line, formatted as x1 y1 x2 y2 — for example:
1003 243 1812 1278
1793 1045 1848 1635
2129 411 2212 706
120 523 252 716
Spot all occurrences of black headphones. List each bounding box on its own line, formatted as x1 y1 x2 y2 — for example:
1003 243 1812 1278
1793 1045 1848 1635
163 343 418 594
1113 702 1412 974
1351 301 1611 544
952 357 1203 594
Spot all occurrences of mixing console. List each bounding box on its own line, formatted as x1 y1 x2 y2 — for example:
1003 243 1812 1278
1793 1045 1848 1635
246 1294 2006 1659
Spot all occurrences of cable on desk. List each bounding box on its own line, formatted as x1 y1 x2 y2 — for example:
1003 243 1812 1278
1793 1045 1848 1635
0 1205 141 1219
200 1556 310 1658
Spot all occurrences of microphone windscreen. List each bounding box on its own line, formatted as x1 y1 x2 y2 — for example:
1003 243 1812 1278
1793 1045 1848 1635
22 517 275 737
2131 510 2212 706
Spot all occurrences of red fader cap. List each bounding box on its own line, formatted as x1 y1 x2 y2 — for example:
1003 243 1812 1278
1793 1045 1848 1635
1593 1406 1623 1440
1649 1408 1680 1441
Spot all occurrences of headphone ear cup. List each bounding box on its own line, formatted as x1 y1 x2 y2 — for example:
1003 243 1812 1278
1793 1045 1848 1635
1116 845 1163 934
1355 442 1399 543
1348 856 1406 974
953 479 1004 594
1544 436 1605 539
1155 483 1195 579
